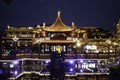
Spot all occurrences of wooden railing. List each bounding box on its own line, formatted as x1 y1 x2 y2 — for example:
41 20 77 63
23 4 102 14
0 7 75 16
16 53 50 59
1 52 119 59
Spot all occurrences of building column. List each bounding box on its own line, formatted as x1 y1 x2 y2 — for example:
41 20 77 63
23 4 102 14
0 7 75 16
97 60 101 73
41 61 43 71
21 60 24 71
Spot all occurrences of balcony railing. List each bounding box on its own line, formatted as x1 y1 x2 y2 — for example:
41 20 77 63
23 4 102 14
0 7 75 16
16 53 50 59
1 52 119 59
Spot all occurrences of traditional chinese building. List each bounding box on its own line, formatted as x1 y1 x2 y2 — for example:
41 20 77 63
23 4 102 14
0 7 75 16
0 11 119 80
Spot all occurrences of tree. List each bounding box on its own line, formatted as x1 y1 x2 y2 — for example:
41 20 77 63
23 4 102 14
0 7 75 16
109 65 120 80
3 0 13 5
49 51 65 80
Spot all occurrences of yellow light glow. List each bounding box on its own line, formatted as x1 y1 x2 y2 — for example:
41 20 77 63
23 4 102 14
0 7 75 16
76 40 81 47
56 46 61 53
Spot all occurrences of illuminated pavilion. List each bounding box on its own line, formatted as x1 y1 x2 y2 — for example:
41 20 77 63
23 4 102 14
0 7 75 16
0 11 120 80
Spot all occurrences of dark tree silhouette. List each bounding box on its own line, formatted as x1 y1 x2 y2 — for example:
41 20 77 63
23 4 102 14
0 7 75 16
49 51 65 80
3 0 13 5
109 65 120 80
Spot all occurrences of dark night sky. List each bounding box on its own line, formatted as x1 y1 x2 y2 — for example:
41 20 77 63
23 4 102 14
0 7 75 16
0 0 120 31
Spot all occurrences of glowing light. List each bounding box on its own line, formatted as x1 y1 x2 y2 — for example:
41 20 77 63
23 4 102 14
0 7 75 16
69 60 74 64
88 63 95 68
76 40 81 47
94 50 99 53
100 70 104 73
117 61 119 64
92 70 94 72
109 50 113 52
13 36 19 42
84 45 97 50
82 63 88 68
10 63 14 68
80 69 83 72
106 39 111 44
45 61 49 64
3 62 7 65
70 68 73 72
13 60 19 65
80 60 83 63
6 50 10 54
14 71 18 75
56 46 61 53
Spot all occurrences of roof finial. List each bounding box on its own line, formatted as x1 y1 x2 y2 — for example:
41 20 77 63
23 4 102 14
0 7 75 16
7 25 10 29
58 10 61 17
36 24 40 28
116 19 120 27
72 22 75 28
43 22 46 28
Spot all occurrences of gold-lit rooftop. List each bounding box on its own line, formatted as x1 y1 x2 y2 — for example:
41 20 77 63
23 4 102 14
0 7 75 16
44 10 74 32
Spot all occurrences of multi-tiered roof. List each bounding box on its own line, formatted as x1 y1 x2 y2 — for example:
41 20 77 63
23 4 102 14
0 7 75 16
43 10 74 32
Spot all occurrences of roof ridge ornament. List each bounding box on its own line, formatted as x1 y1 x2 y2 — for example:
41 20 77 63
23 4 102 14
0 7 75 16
58 10 61 17
43 22 46 28
116 19 120 27
72 22 75 28
36 24 40 28
7 25 10 29
43 11 74 32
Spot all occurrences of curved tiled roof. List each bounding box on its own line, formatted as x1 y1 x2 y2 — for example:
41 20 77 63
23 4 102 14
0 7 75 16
44 11 74 32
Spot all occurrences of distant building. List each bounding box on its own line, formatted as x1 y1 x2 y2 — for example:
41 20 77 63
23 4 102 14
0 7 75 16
0 11 119 80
